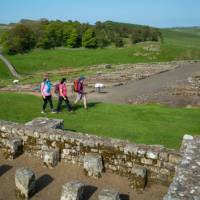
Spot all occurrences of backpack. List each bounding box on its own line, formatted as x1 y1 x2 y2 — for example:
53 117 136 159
73 79 79 92
54 83 60 95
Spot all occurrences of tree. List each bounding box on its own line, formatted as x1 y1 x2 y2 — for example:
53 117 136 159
2 24 36 54
82 28 97 48
67 29 78 48
114 35 124 47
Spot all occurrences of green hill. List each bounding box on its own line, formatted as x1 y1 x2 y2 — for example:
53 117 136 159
0 22 200 83
161 27 200 49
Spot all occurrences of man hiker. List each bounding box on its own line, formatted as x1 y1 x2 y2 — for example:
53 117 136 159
56 78 73 113
74 76 87 109
41 77 55 114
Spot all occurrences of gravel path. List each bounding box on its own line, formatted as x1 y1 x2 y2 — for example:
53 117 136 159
90 63 200 106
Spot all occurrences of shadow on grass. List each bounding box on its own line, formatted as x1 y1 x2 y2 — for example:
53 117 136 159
0 164 12 176
35 174 54 194
83 185 97 200
73 102 101 111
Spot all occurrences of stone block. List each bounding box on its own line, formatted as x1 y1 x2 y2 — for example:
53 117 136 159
130 165 147 189
146 150 158 160
159 152 169 162
84 153 103 178
3 138 23 159
124 144 138 155
25 117 64 130
98 188 120 200
169 154 182 165
43 149 60 168
141 158 153 165
137 148 146 157
15 168 36 199
60 181 85 200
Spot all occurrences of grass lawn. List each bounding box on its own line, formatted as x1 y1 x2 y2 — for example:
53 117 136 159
0 59 12 79
0 93 199 149
5 42 200 76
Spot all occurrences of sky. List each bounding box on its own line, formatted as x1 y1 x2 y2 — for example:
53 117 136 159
0 0 200 28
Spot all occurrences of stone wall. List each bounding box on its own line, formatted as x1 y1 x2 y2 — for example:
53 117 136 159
164 135 200 200
0 118 182 189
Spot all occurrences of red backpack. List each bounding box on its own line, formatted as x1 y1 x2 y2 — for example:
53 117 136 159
73 80 79 92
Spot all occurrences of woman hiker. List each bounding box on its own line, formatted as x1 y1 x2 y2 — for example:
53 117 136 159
74 76 88 109
41 77 55 114
56 78 73 113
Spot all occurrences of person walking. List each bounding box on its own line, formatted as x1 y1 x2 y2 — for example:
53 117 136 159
41 77 55 114
74 76 87 109
56 78 73 113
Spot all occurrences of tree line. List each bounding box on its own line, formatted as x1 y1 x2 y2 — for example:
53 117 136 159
1 19 163 54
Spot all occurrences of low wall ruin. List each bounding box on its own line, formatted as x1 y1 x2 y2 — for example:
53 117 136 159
0 117 182 190
1 118 200 199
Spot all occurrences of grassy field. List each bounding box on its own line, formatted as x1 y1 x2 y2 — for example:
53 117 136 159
0 93 199 149
0 26 198 83
0 60 12 79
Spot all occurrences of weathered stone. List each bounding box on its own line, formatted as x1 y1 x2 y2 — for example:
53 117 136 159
60 181 85 200
137 148 146 157
163 194 180 200
84 153 103 178
124 144 138 155
25 117 64 130
98 188 120 200
169 154 182 165
3 138 23 159
141 158 153 165
159 152 169 162
43 149 60 168
165 136 200 200
130 165 147 189
146 150 158 160
183 134 194 140
160 168 170 176
15 168 36 199
105 64 112 69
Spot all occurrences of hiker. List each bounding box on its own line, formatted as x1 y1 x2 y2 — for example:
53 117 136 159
74 76 87 109
41 77 55 114
56 78 73 113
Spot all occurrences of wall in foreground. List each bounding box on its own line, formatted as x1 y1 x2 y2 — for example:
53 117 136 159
164 135 200 200
0 118 182 189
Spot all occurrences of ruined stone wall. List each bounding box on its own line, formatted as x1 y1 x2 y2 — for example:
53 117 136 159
164 135 200 200
0 118 182 189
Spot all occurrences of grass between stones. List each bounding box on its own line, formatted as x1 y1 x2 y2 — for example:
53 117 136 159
0 93 199 149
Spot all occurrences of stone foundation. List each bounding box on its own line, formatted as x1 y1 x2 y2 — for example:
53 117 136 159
0 118 181 190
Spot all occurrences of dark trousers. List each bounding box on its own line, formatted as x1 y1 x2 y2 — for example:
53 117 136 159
43 95 53 111
57 96 72 112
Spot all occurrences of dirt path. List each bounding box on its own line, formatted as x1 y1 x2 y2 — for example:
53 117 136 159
90 63 200 105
